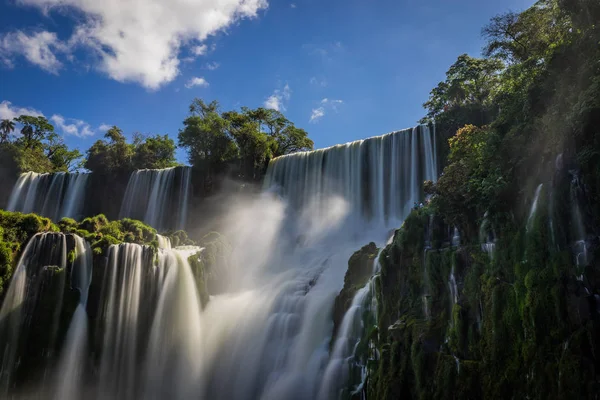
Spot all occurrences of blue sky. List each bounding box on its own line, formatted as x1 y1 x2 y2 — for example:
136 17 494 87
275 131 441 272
0 0 534 163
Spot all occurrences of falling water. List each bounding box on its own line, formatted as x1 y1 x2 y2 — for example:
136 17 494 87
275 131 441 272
264 125 438 227
569 170 588 270
6 172 89 221
157 234 172 250
53 235 93 400
449 265 458 305
0 233 67 395
96 242 205 400
451 227 461 247
0 125 437 399
119 167 191 232
97 243 147 400
318 258 381 400
527 184 544 232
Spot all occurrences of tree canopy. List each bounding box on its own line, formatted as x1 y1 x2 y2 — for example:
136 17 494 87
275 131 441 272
178 98 313 192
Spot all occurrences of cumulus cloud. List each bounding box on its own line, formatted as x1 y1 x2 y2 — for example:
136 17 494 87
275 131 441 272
0 30 67 73
0 100 44 120
7 0 268 89
185 77 209 88
51 114 95 137
98 124 112 132
309 98 343 123
264 84 291 112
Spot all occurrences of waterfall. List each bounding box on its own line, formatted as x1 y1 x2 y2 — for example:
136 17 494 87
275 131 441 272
526 184 544 232
318 258 380 400
119 167 191 232
157 234 172 250
6 172 89 221
97 243 147 400
569 170 588 269
54 235 93 400
264 125 438 227
0 125 437 399
96 242 204 400
0 232 68 394
142 246 204 400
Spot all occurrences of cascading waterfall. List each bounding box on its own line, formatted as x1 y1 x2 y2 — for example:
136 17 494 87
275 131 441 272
0 125 437 399
6 172 89 221
569 170 588 269
317 258 380 400
264 125 438 227
157 234 172 250
119 167 191 232
0 233 68 395
527 183 544 232
53 235 93 400
96 242 204 400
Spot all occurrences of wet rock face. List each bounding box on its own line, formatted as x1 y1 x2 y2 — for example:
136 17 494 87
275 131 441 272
331 242 379 344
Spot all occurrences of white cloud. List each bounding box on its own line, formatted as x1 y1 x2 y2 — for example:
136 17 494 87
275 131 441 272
309 98 343 123
204 61 220 70
264 84 291 111
98 124 111 132
309 107 325 123
9 0 268 89
185 76 209 88
51 114 95 137
0 100 44 120
192 45 208 56
290 3 296 8
0 30 67 74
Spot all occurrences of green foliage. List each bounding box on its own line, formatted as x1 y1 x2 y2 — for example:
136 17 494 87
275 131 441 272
0 119 15 143
179 99 313 192
13 115 54 150
0 211 58 295
132 134 177 169
429 125 506 238
85 126 177 175
420 54 503 130
366 2 600 397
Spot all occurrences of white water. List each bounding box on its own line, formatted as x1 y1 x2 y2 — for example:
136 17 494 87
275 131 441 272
264 125 438 227
318 257 380 400
53 235 93 400
569 170 588 269
119 167 191 232
157 234 172 250
527 184 544 232
0 233 68 395
7 172 89 221
451 227 460 247
1 125 438 399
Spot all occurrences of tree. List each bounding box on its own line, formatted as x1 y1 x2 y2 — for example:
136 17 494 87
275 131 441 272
420 54 503 129
0 119 15 143
178 100 237 179
45 133 84 172
223 110 273 180
482 1 569 65
85 126 134 174
13 115 54 149
243 107 313 157
132 134 177 169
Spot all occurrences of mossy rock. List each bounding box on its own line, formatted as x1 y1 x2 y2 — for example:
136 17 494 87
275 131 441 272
331 242 379 344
